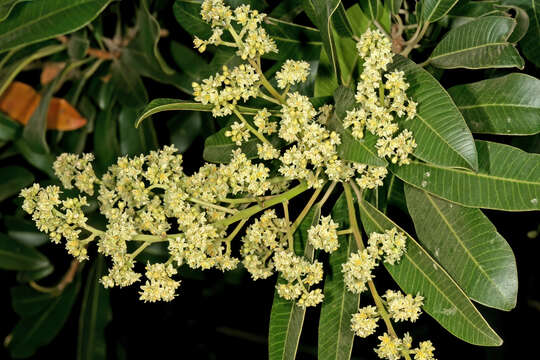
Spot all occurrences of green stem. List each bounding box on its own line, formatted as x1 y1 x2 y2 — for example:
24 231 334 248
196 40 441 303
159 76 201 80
258 91 281 105
233 108 273 146
188 197 238 214
130 241 151 259
213 181 309 228
283 201 294 251
225 218 248 256
289 184 325 234
249 58 284 103
400 21 430 57
337 229 353 235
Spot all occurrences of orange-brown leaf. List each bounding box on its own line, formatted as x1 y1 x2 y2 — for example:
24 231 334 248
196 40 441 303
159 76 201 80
40 62 66 85
0 81 87 130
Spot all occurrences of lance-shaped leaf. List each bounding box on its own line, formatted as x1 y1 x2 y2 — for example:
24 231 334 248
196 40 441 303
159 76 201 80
357 198 502 346
391 140 540 211
390 55 478 170
264 17 322 61
8 276 81 358
327 86 387 167
0 0 32 22
0 0 112 53
514 0 540 67
422 0 460 22
135 99 278 127
448 73 540 135
318 195 359 360
269 205 320 360
0 165 33 202
119 106 158 157
405 185 518 310
302 0 343 83
0 233 50 271
77 257 111 360
428 16 524 69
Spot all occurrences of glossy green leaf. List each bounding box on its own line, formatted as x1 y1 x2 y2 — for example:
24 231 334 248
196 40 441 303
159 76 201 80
390 56 478 170
0 233 49 271
11 285 55 317
0 0 112 53
505 5 530 42
505 0 540 67
0 113 21 141
135 98 278 127
4 216 48 247
422 0 460 22
173 0 212 39
268 205 320 360
327 86 387 167
168 111 203 153
14 138 55 177
357 198 502 346
265 17 322 61
391 140 540 211
389 0 403 15
16 264 54 283
448 73 540 135
405 185 518 310
318 195 359 360
428 16 525 69
0 0 32 22
170 40 211 84
93 100 119 175
0 165 33 202
9 277 81 358
118 107 158 157
77 257 111 360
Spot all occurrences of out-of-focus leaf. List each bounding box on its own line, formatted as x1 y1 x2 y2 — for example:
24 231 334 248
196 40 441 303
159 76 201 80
318 195 359 360
77 257 111 360
93 100 119 174
4 216 48 247
422 0 460 22
0 44 65 97
0 0 112 53
110 60 148 109
391 140 540 211
173 0 212 39
68 30 89 60
268 205 320 360
390 56 478 170
0 0 32 22
265 17 322 61
9 276 81 358
389 0 403 15
13 138 55 177
327 86 387 167
11 285 55 317
40 62 66 85
170 40 210 84
16 264 54 283
405 185 518 310
0 112 21 141
428 16 524 69
357 198 503 346
269 0 304 21
0 233 49 271
360 0 381 20
118 106 158 156
0 165 33 202
448 73 540 135
168 111 202 153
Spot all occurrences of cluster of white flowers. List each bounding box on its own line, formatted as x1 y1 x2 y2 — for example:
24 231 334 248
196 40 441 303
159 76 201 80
345 29 417 166
351 305 380 337
195 0 277 60
368 227 408 265
192 64 260 117
275 60 311 89
139 263 180 302
307 215 339 252
383 290 424 323
374 332 436 360
274 249 324 307
53 153 97 195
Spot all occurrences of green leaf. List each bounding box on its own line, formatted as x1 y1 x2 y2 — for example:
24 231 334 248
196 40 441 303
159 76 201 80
0 0 112 53
357 198 503 346
391 140 540 211
16 264 54 283
11 285 56 317
422 0 460 22
0 233 50 271
318 195 359 360
504 0 540 67
360 0 381 20
9 276 81 358
118 107 158 157
327 86 387 167
168 111 203 153
67 30 89 60
264 17 322 61
77 257 111 360
93 100 119 175
314 48 338 97
505 5 530 43
405 185 518 310
390 56 478 170
135 98 277 127
428 16 525 69
448 73 540 135
302 0 343 83
389 0 403 15
170 40 210 84
0 113 21 141
0 43 65 97
0 0 32 22
5 216 48 247
0 165 34 202
110 60 148 109
173 0 212 39
268 205 320 360
14 138 55 177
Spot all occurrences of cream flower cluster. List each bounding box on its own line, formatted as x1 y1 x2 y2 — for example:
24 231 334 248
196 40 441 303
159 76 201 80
275 60 311 89
307 215 340 252
375 332 436 360
195 0 277 60
346 29 417 166
192 64 260 117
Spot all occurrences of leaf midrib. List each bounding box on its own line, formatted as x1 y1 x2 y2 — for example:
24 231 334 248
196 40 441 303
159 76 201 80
430 42 509 61
457 103 539 110
423 193 509 301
